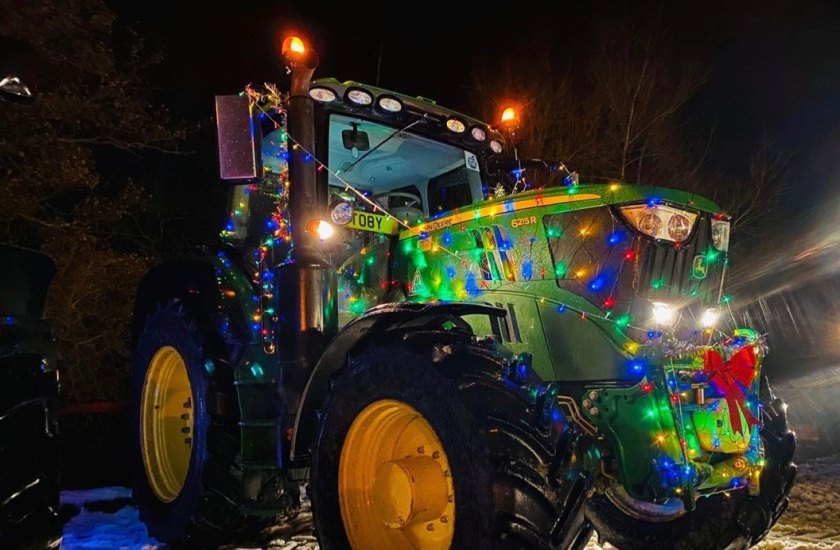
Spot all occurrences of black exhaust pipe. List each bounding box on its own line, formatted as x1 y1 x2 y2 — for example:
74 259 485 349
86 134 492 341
276 39 337 418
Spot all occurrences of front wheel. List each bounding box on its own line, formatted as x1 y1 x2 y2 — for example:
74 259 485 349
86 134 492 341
310 341 594 549
584 397 797 550
309 345 494 550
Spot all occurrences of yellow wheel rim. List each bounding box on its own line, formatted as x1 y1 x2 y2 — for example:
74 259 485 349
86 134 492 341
140 346 194 503
339 399 455 550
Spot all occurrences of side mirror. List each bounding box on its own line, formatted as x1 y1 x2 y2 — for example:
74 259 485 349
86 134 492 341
0 75 35 104
215 95 263 182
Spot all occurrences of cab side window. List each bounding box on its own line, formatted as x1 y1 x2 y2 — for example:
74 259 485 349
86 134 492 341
427 167 473 214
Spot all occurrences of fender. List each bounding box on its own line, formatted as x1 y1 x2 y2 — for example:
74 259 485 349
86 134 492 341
289 301 506 460
132 254 255 365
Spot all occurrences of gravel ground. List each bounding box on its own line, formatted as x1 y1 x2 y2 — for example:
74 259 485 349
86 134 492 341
59 454 840 550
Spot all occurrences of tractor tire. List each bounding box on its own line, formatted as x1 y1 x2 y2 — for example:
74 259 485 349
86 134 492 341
310 343 590 549
457 372 594 550
131 302 255 547
584 397 797 550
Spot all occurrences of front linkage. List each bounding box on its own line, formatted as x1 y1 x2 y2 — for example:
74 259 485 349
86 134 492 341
578 329 767 509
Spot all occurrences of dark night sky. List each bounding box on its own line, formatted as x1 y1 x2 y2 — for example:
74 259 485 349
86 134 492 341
113 0 840 220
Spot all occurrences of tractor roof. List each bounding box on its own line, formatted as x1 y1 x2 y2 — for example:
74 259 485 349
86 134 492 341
310 78 505 157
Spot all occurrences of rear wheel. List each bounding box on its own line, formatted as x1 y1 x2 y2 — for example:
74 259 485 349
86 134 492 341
585 397 797 550
131 302 255 546
310 342 591 549
140 346 193 504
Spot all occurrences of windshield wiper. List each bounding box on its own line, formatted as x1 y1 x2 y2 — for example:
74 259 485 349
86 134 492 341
338 119 422 174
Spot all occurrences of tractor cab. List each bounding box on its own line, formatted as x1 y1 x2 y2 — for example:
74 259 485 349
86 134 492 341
326 113 483 221
220 80 500 248
316 80 499 232
315 81 496 203
219 78 509 324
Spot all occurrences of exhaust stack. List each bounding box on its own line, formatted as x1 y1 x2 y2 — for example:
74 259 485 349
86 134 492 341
277 36 336 416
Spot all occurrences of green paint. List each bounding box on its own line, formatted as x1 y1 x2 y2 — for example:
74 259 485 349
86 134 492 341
413 249 427 269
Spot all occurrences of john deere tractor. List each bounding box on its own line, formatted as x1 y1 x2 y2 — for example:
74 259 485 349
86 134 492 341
130 37 795 549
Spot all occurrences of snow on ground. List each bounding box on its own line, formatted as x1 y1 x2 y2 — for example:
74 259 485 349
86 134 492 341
59 487 159 550
755 455 840 550
59 455 840 550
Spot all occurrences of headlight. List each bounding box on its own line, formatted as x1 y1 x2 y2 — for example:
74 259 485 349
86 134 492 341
489 140 503 154
376 95 402 113
346 87 373 106
309 86 337 102
470 126 487 141
638 211 663 237
701 308 719 328
651 302 674 325
620 204 699 242
668 213 692 241
446 118 466 133
711 219 730 251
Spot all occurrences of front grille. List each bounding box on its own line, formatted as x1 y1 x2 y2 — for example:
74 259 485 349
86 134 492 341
636 212 722 303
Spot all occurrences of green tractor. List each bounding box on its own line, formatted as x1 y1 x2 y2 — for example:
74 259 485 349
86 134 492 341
130 37 795 549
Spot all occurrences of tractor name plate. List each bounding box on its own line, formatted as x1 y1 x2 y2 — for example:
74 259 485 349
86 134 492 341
347 211 400 235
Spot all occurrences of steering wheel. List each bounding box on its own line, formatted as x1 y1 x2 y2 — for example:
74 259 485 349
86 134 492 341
372 191 422 209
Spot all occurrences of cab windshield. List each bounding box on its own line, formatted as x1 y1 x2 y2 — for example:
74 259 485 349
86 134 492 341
327 114 484 218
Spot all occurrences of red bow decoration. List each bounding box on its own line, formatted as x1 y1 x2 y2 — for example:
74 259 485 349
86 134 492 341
703 346 758 435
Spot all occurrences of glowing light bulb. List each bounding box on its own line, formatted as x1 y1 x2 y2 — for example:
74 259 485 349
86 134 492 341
652 302 674 325
282 36 306 55
701 308 719 328
501 107 517 124
306 219 335 240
